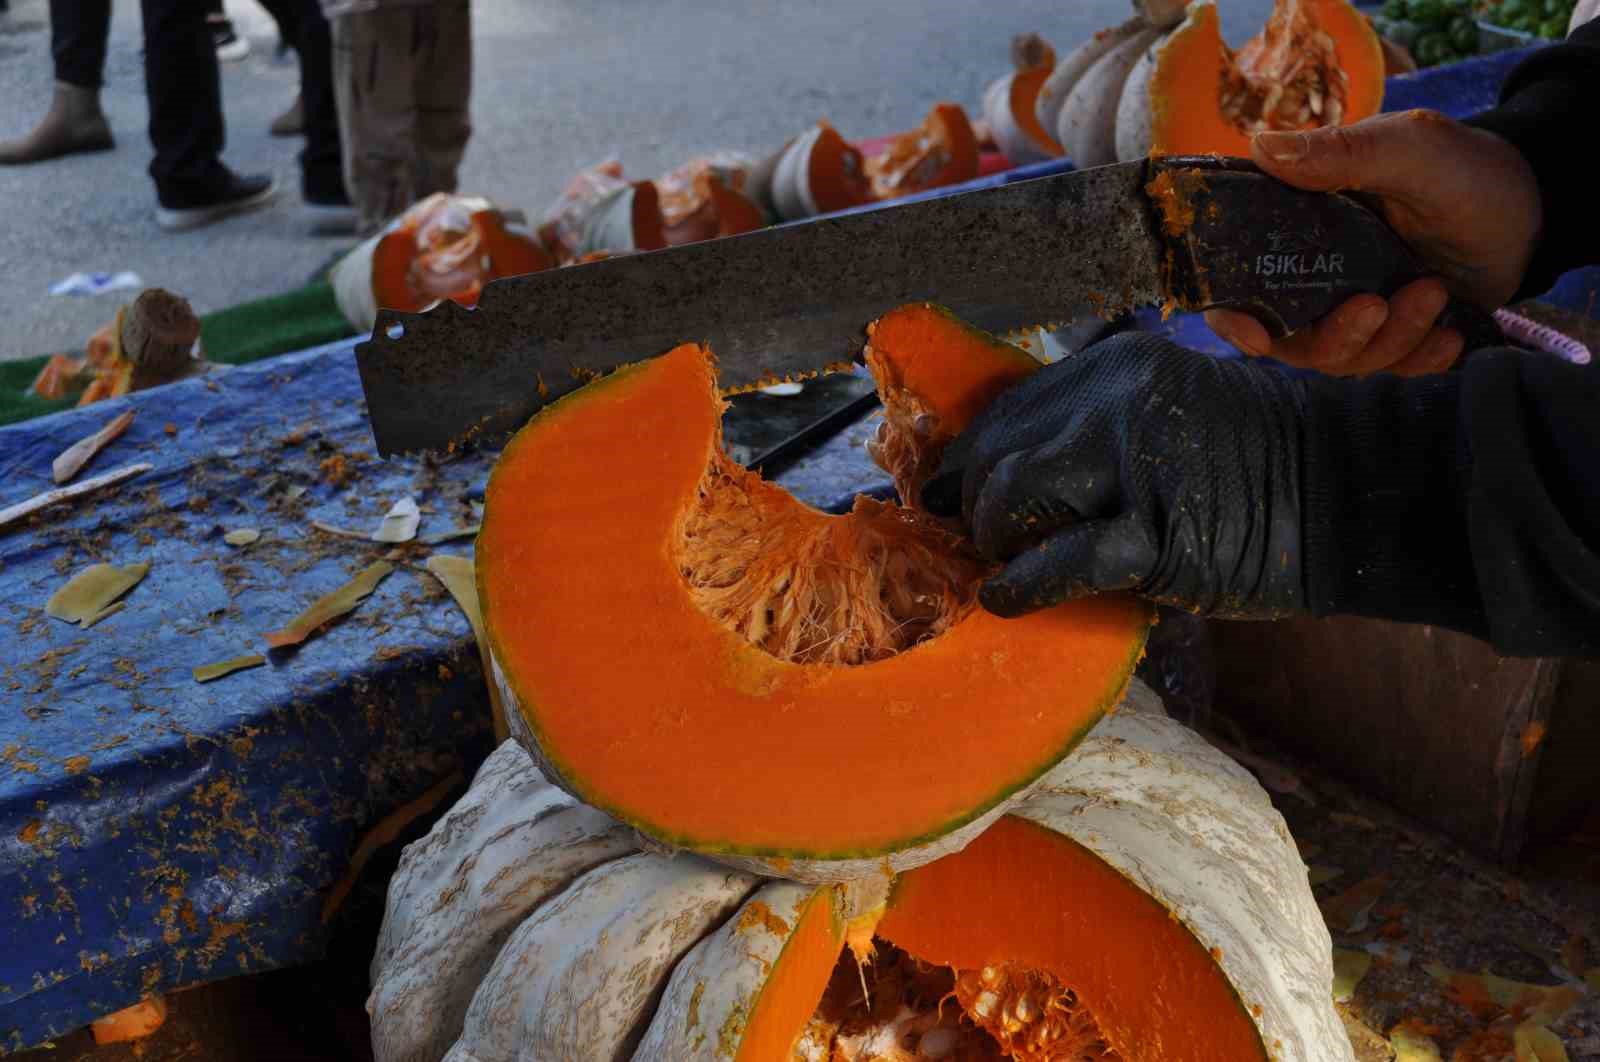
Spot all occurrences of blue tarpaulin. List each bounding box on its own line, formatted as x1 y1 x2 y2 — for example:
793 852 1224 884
2 44 1595 1051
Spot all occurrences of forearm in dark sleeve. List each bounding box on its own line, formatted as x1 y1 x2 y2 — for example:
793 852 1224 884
1461 20 1600 298
1301 349 1600 656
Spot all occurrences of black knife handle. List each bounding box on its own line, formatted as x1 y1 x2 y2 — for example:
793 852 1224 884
1147 155 1504 354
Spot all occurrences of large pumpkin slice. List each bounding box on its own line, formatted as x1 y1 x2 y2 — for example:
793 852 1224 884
369 684 1353 1061
1116 0 1385 160
477 305 1151 881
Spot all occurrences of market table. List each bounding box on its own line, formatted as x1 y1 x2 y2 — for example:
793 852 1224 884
3 43 1596 1053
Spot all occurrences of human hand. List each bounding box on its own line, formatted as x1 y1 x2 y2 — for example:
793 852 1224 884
1205 110 1542 378
922 333 1309 620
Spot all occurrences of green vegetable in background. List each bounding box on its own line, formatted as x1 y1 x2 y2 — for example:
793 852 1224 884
1414 30 1453 62
1450 14 1479 47
1383 16 1424 46
1382 0 1408 18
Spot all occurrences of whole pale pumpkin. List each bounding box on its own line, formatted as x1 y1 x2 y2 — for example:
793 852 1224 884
369 682 1353 1061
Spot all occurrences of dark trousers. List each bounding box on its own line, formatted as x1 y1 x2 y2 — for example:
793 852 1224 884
50 0 343 200
52 0 222 190
50 0 110 90
256 0 344 198
138 0 228 193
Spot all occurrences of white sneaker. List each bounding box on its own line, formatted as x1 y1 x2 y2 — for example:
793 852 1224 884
211 19 251 62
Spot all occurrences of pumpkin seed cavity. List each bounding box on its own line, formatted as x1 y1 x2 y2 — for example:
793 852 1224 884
798 944 1116 1061
678 364 986 668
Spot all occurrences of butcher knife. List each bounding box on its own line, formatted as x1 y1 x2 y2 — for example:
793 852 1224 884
354 155 1501 457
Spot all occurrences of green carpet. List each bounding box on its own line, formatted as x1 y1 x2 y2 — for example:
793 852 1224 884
0 280 357 430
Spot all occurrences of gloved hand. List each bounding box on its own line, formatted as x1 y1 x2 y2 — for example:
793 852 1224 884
921 334 1311 620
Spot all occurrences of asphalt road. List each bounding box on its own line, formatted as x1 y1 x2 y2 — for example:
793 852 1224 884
0 0 1273 364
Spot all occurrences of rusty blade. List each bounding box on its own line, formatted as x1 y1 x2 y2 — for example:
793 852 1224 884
355 161 1166 456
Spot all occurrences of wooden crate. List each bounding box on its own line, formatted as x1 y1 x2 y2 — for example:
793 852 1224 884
1209 615 1600 865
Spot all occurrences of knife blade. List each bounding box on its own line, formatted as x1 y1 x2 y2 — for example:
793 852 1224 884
355 155 1501 457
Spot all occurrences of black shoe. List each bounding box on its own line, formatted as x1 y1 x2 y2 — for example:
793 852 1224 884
157 170 278 231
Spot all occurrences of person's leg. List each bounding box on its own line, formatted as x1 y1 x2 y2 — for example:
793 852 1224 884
141 0 276 228
412 0 471 198
54 0 112 89
0 0 114 164
280 0 351 226
254 0 307 137
334 9 420 234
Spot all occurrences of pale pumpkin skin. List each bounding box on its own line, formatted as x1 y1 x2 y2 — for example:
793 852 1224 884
1036 17 1151 141
632 882 827 1061
1057 26 1165 168
366 742 636 1062
442 854 755 1062
368 680 1353 1062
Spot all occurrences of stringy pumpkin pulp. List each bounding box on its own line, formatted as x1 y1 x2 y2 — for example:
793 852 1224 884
675 345 988 667
1221 0 1351 133
796 944 1118 1061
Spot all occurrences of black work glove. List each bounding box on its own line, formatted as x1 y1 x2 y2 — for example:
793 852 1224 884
921 333 1311 620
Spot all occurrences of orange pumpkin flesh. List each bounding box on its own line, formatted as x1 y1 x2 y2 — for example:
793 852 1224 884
873 817 1266 1061
734 890 848 1061
807 122 874 214
1149 0 1384 156
477 305 1149 864
734 816 1264 1060
371 197 554 313
1008 35 1065 157
866 103 980 201
662 167 767 246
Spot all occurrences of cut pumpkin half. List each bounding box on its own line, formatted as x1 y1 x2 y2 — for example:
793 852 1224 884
1117 0 1385 160
477 304 1151 882
371 686 1352 1061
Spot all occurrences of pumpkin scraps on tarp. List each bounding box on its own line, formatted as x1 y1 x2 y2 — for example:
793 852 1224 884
31 289 205 406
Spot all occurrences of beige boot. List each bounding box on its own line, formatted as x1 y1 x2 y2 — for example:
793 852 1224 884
0 82 114 165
